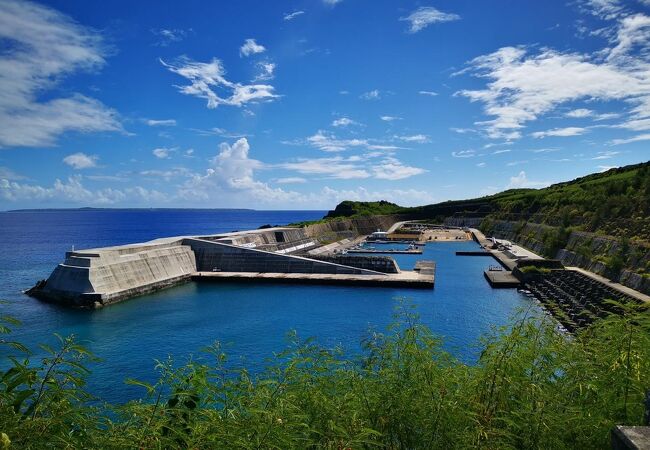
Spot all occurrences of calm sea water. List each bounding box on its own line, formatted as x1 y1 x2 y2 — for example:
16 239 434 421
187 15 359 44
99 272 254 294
0 209 542 404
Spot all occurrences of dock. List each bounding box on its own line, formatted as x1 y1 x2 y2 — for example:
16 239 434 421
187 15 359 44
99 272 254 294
347 248 423 255
483 269 521 288
193 269 434 289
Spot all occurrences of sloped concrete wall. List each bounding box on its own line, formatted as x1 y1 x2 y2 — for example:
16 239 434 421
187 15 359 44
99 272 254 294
41 244 197 302
185 238 383 275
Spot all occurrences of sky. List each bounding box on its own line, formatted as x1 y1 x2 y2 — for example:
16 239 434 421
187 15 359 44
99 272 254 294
0 0 649 210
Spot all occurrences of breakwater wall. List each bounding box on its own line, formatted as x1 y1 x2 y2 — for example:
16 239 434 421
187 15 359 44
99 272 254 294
186 238 381 275
30 238 197 308
309 255 400 273
477 219 650 296
28 226 397 308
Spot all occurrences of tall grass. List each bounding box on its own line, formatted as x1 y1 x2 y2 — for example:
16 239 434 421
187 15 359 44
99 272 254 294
1 301 649 449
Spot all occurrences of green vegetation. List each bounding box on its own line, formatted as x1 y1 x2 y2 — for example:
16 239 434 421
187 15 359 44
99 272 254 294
321 162 650 243
519 265 552 275
2 302 650 449
325 200 404 219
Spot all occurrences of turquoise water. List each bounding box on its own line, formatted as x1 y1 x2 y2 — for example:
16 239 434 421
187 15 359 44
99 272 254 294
0 210 542 404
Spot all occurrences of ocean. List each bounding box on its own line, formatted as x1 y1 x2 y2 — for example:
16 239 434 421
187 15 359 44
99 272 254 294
0 209 542 404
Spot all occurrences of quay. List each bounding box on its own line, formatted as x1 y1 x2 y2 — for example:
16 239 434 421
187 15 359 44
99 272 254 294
193 266 434 289
347 248 423 255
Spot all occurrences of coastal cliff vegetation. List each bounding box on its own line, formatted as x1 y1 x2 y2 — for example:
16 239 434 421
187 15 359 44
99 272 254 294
321 162 650 243
1 302 649 449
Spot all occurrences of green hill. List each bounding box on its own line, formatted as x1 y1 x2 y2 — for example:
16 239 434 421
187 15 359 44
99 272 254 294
324 161 650 243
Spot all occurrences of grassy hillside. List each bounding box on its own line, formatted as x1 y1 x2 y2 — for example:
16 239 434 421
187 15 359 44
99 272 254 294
324 161 650 242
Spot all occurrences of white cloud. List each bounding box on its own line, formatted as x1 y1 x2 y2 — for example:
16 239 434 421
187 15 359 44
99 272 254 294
565 108 593 118
254 62 276 81
0 167 24 180
477 162 486 167
153 148 172 159
456 16 650 140
0 175 166 206
240 38 266 57
161 57 279 108
492 149 511 154
332 117 360 127
507 171 549 189
418 90 438 96
360 90 380 100
0 0 122 148
380 115 402 122
63 152 98 169
283 11 305 21
279 157 370 179
275 177 307 184
323 0 342 5
372 157 427 180
598 165 618 171
400 6 460 33
580 0 626 19
146 119 177 127
451 150 476 158
591 150 620 159
278 152 425 181
394 134 430 143
610 132 650 144
531 127 588 138
178 138 297 205
151 28 190 46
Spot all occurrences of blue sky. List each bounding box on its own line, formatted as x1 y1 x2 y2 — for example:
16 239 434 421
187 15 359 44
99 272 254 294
0 0 649 209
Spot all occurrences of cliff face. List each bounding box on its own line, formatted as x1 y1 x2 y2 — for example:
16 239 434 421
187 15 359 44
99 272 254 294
480 219 650 295
303 215 408 242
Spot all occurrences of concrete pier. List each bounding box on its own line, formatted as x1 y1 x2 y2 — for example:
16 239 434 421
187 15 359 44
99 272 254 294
28 225 435 308
347 248 423 255
193 268 434 289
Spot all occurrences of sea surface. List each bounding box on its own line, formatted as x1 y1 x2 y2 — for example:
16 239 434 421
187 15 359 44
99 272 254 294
0 209 543 404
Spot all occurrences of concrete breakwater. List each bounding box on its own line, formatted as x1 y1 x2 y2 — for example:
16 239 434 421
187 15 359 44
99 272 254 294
27 219 433 308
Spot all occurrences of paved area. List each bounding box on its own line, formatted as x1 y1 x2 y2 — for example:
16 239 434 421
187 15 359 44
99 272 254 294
193 269 434 288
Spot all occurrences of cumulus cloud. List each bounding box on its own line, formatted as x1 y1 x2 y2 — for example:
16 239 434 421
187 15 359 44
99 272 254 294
178 138 297 205
161 57 279 108
0 175 166 206
507 171 550 189
400 6 460 33
418 90 438 96
380 116 402 122
239 38 266 57
63 152 98 169
372 157 427 180
456 11 650 140
0 0 122 148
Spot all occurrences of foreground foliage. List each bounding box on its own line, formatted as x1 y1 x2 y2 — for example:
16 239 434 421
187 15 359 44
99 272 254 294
1 303 650 449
